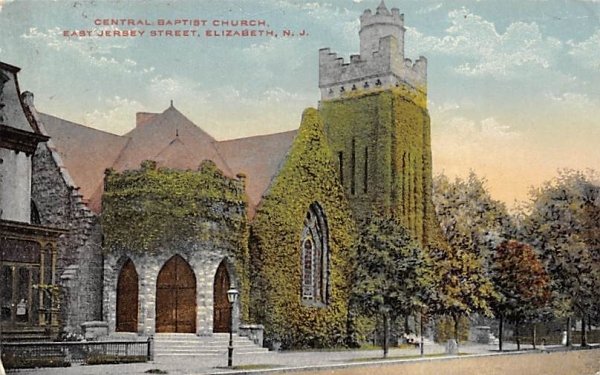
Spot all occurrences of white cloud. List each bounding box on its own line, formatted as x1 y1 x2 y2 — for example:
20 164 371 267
83 96 146 134
568 30 600 70
406 8 562 78
174 84 313 139
77 74 309 139
542 92 600 130
21 27 140 74
436 101 461 113
439 116 520 145
546 92 592 108
416 3 443 15
148 75 210 106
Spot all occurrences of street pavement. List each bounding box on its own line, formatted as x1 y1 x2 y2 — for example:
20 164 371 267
6 342 586 375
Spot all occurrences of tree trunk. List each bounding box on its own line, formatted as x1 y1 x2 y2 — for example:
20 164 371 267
581 313 587 347
532 323 537 349
566 316 572 347
516 322 520 351
383 312 389 359
499 315 504 352
420 312 424 357
454 315 460 345
404 315 410 335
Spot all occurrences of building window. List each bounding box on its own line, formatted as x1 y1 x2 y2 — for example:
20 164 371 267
300 202 329 306
302 238 314 299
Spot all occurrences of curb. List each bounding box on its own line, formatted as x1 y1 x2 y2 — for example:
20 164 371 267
204 346 600 375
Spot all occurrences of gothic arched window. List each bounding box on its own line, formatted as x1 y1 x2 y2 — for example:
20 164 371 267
301 202 329 305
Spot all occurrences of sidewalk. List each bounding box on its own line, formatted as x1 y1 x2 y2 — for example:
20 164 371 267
7 342 576 375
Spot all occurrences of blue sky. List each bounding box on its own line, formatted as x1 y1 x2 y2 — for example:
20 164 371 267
1 0 599 205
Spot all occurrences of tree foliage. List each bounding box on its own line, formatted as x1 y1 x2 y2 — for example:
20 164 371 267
351 214 434 355
521 170 600 323
352 215 434 318
430 244 497 340
433 172 514 267
431 172 503 341
491 240 551 323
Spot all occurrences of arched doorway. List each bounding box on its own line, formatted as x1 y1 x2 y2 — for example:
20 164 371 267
156 255 196 333
213 261 231 333
116 259 138 332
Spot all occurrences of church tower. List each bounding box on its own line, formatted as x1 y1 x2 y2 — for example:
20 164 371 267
319 1 435 246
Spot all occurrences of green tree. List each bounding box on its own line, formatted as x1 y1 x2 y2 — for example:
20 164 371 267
430 244 497 346
522 170 600 347
432 172 506 346
351 215 434 358
491 240 551 351
433 172 514 269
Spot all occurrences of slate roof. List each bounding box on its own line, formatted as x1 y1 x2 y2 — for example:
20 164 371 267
217 130 297 212
40 106 298 216
39 113 129 211
112 105 233 175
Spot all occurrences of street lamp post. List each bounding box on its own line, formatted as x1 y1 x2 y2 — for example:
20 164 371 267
227 287 239 368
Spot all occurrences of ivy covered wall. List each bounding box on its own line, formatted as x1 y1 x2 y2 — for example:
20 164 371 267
249 108 356 349
102 160 250 320
319 87 437 246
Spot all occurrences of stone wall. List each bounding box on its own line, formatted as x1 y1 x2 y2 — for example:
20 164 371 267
318 5 426 101
31 125 103 334
104 248 241 335
102 161 248 335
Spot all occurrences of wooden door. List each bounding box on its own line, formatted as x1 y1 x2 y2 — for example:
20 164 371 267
155 255 196 333
116 259 138 332
213 261 230 333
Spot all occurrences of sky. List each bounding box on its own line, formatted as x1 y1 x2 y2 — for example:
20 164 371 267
1 0 599 207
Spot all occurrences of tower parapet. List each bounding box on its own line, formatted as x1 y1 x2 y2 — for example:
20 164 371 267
319 1 427 102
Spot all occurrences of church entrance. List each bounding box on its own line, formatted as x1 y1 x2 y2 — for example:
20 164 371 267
116 259 138 332
155 255 196 333
0 263 39 327
213 261 230 333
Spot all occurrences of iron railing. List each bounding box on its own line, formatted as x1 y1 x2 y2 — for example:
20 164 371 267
1 337 152 368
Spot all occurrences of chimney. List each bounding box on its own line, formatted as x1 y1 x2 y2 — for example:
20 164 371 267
136 112 157 128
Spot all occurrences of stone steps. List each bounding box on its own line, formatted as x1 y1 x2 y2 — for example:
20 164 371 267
153 333 269 357
1 327 51 342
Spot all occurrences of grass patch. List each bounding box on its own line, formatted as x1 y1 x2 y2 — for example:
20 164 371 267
85 354 147 365
2 354 71 369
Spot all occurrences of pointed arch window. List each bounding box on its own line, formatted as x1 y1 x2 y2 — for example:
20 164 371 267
301 202 329 306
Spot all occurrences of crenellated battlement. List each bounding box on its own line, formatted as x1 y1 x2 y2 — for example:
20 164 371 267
319 1 426 101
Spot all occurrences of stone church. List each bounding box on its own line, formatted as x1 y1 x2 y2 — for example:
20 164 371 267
0 1 436 348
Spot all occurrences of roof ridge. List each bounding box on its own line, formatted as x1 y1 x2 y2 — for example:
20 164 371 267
219 129 298 143
163 105 217 142
154 135 191 159
40 112 126 138
210 139 234 176
109 136 134 170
